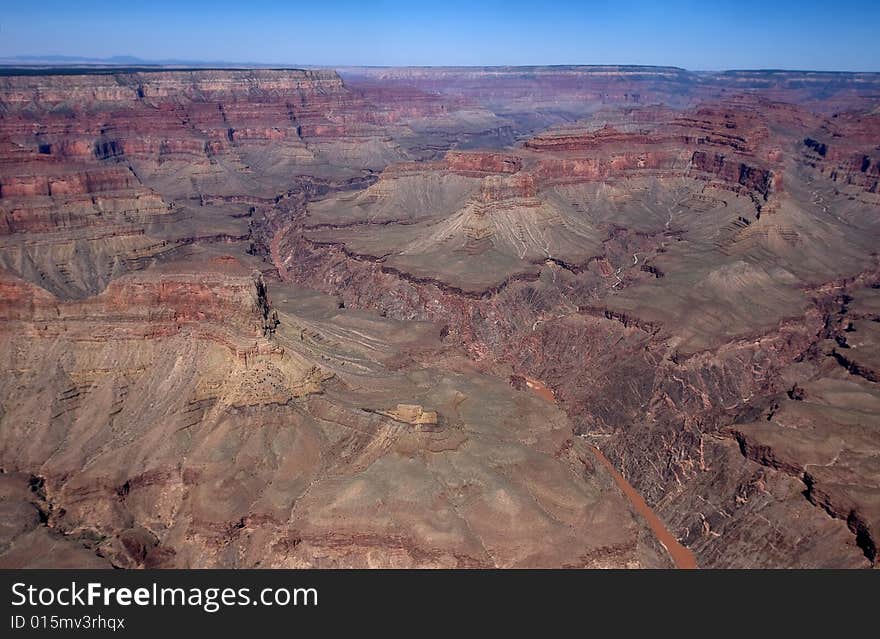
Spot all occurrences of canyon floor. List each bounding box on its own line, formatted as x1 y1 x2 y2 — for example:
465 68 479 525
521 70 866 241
0 65 878 568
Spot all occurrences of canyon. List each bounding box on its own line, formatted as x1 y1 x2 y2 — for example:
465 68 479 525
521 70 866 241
0 65 878 568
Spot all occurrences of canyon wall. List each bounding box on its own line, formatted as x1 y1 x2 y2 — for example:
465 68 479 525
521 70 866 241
2 66 880 569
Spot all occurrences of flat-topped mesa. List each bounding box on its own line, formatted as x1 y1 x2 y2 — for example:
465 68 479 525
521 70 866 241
101 271 268 333
444 150 523 176
520 104 780 199
0 69 346 110
0 261 281 356
522 107 774 159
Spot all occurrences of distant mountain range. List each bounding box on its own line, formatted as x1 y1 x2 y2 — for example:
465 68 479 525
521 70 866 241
0 54 287 67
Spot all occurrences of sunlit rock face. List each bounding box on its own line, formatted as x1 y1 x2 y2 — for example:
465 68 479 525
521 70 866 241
1 66 879 568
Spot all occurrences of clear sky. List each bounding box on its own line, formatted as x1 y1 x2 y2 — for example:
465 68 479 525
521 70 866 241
1 0 878 71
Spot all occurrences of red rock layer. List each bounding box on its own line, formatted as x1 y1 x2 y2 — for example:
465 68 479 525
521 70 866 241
365 98 789 205
0 263 279 356
801 112 880 193
445 151 523 175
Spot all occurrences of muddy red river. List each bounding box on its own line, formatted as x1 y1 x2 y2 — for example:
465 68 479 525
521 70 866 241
525 377 698 569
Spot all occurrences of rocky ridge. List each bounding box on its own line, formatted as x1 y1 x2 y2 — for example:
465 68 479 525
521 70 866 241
2 66 880 568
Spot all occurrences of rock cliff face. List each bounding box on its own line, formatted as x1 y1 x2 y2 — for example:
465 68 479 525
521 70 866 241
0 68 416 299
800 113 880 194
265 74 880 568
2 65 880 568
0 68 397 194
0 257 669 568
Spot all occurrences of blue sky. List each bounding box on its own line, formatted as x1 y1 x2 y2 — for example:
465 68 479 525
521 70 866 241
1 1 878 70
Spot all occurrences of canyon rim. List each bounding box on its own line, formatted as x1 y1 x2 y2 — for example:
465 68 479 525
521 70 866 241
0 61 878 569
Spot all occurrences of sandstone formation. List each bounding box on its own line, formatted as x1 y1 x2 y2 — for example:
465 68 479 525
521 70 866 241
377 404 439 426
2 65 879 569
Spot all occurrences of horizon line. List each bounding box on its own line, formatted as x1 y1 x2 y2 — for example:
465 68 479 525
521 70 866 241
1 60 879 75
